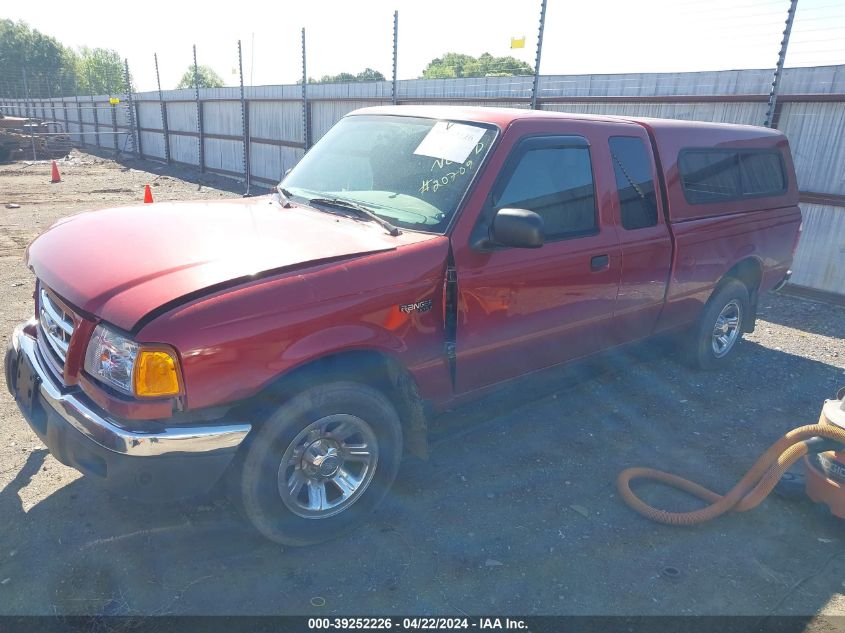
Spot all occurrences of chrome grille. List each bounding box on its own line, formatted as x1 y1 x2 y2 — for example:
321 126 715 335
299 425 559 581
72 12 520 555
38 287 75 367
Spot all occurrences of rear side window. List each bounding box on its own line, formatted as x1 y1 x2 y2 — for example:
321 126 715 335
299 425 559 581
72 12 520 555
496 146 597 240
679 149 786 204
609 136 658 230
739 152 786 195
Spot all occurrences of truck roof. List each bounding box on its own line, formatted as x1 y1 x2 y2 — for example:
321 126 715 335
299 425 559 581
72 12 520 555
351 105 785 142
352 105 796 223
353 104 640 128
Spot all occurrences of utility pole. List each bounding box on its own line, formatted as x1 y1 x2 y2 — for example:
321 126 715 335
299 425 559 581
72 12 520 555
530 0 547 110
764 0 798 128
392 10 399 106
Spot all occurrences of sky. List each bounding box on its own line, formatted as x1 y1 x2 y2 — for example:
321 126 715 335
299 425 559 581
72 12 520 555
3 0 845 92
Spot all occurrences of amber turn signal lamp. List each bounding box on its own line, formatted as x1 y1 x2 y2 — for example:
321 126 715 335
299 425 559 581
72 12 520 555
134 348 182 398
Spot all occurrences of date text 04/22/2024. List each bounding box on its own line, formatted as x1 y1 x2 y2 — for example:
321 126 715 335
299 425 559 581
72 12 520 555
307 617 528 630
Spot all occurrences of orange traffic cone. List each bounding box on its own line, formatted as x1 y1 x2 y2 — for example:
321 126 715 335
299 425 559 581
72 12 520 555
50 161 61 184
143 184 154 204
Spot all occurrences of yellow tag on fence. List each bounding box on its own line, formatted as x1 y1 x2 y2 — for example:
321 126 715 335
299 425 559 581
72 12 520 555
510 36 526 49
109 97 120 105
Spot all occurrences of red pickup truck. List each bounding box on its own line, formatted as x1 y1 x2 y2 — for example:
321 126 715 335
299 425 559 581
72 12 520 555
6 106 800 544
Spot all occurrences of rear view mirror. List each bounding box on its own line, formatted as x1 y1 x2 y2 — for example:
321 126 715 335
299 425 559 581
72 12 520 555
491 208 544 249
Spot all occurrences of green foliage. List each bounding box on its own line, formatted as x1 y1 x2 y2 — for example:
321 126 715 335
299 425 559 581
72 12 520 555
0 20 128 99
355 68 385 82
176 65 225 89
75 47 128 95
311 68 386 83
0 19 75 97
421 52 533 79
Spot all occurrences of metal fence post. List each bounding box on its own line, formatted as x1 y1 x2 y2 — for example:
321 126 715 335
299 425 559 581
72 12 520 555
88 68 101 148
61 93 67 134
155 53 171 164
60 73 69 131
530 0 547 110
764 0 798 128
193 44 205 172
238 40 251 195
112 66 120 151
16 75 24 117
73 76 83 146
124 59 139 156
21 68 37 159
301 28 309 151
46 77 55 122
392 10 399 105
21 68 30 119
110 96 119 152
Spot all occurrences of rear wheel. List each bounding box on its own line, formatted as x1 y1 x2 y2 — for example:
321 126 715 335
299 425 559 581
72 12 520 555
238 381 403 545
687 278 750 370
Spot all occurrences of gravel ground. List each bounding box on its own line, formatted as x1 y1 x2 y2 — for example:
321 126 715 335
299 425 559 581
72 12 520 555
1 150 845 619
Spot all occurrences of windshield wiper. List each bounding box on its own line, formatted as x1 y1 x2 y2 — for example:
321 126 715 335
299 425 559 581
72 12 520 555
275 185 293 208
307 197 402 236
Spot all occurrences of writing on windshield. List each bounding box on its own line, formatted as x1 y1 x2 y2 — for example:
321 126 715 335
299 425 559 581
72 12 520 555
281 115 497 233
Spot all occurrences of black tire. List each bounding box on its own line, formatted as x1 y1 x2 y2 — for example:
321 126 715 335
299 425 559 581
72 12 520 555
687 278 750 370
238 381 403 545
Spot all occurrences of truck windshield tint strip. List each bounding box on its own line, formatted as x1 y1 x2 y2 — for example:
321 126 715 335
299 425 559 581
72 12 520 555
497 146 597 240
609 136 658 230
679 149 787 204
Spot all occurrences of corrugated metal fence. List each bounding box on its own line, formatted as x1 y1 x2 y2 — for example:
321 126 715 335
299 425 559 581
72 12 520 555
1 65 844 297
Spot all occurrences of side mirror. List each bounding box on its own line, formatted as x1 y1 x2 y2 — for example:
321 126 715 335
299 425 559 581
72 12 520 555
491 208 544 249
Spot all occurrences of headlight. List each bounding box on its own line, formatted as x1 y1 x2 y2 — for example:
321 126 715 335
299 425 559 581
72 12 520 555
83 324 182 398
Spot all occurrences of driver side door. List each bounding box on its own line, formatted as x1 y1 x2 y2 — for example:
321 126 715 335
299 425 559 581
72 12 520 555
450 123 622 394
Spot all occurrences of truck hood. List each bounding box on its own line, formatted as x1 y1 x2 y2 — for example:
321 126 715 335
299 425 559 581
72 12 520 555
28 196 431 331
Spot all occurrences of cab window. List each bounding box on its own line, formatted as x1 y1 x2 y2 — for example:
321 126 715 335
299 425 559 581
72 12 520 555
495 144 597 240
609 136 658 230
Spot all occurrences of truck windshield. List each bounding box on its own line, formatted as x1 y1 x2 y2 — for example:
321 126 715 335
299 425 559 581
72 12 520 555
281 115 498 233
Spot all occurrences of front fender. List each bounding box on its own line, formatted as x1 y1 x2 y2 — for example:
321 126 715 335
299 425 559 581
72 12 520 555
282 324 408 365
138 237 451 412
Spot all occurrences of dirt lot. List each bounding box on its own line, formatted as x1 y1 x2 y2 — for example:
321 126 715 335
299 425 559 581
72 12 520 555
1 150 845 619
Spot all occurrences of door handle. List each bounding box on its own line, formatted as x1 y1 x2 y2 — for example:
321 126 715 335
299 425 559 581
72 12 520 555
590 254 610 272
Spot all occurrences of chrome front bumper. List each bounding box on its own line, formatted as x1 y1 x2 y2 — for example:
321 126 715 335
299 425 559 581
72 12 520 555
8 319 251 458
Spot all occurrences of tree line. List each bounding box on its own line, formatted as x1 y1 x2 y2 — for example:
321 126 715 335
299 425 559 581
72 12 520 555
0 20 128 98
1 19 535 97
302 54 533 85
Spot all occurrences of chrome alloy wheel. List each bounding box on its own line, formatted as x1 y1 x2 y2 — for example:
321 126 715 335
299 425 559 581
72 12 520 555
711 299 742 358
277 414 379 519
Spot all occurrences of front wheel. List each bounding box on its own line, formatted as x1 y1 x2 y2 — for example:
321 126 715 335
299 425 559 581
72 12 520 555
238 381 403 545
687 278 750 370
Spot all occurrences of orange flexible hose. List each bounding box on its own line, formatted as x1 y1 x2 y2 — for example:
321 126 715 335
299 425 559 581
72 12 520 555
618 422 845 525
